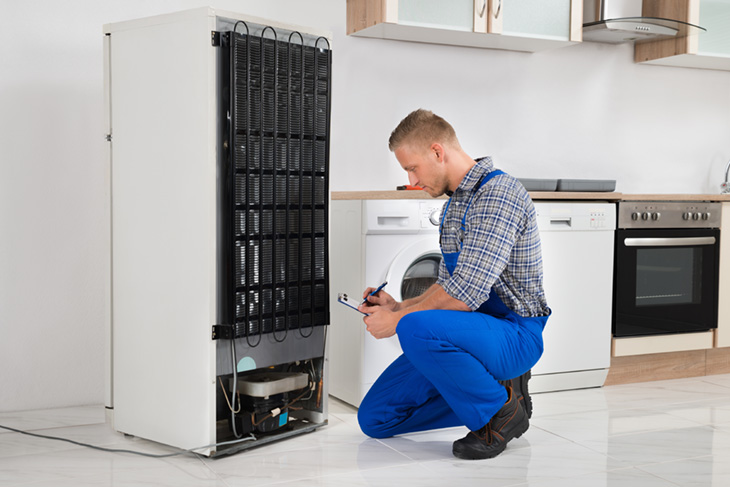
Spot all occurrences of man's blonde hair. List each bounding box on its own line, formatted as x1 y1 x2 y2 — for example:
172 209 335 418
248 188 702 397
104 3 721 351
388 109 459 152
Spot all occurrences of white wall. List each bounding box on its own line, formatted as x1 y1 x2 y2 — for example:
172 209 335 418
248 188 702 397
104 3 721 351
334 32 730 193
1 0 728 412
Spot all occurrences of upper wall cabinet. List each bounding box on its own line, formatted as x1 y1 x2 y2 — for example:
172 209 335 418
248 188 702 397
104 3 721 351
635 0 730 70
346 0 583 53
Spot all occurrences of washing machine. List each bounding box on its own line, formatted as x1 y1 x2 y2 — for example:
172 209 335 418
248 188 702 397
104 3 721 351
329 198 446 407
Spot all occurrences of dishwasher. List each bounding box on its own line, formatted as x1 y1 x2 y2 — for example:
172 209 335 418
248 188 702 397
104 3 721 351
530 201 617 393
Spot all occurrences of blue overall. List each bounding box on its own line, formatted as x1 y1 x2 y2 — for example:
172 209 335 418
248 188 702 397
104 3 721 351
358 170 549 438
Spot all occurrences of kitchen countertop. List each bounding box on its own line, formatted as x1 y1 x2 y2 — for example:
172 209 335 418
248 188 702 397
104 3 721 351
331 191 730 202
331 190 621 200
332 190 445 200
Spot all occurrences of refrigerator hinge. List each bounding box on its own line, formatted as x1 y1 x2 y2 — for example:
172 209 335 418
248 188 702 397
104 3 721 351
211 31 230 47
212 324 233 340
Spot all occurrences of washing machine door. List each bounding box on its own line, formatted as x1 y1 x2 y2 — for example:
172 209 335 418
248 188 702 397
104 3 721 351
384 238 442 301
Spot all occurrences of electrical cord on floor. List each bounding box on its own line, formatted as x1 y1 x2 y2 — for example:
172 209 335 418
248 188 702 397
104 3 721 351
0 423 255 458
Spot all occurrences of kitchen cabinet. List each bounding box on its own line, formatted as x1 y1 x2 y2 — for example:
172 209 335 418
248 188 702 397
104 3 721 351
718 202 730 347
396 0 480 32
346 0 582 52
613 332 714 357
635 0 730 71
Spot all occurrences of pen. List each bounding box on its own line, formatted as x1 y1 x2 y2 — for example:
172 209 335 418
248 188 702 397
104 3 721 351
362 281 388 305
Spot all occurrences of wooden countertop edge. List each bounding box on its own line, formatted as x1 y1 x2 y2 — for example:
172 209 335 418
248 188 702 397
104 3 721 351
529 191 622 201
332 190 445 200
331 190 621 201
331 191 730 202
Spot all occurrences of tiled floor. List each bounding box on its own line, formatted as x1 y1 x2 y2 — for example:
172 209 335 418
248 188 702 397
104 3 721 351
2 374 730 486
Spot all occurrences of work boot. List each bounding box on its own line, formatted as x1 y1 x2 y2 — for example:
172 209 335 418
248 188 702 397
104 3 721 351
499 369 532 418
452 386 529 460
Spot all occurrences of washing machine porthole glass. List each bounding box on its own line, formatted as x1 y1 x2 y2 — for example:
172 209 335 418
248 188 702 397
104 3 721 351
401 254 442 300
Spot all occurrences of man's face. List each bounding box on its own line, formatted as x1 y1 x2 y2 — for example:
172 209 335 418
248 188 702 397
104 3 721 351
394 143 448 198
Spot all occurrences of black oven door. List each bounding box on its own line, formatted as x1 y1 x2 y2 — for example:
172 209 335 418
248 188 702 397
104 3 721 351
614 228 719 337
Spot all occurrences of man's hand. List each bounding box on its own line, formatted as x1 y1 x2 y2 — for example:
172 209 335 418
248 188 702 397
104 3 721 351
361 288 398 311
360 305 402 339
358 288 400 339
357 283 469 340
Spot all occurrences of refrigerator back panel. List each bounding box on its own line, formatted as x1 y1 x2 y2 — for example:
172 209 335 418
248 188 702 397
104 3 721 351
219 24 331 344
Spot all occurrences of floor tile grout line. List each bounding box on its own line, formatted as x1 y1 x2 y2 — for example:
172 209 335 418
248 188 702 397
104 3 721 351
561 429 726 474
520 465 686 487
632 452 717 470
530 394 730 420
525 425 633 466
373 437 426 463
204 460 434 487
632 454 717 486
242 462 437 487
534 413 730 443
193 453 237 487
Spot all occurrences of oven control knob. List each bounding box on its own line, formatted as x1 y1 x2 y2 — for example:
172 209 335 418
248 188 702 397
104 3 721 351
683 212 691 220
631 212 639 221
692 212 700 221
642 212 650 221
703 212 710 220
652 212 660 221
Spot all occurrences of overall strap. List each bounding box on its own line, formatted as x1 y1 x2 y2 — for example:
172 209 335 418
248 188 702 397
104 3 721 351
440 169 505 235
459 169 504 230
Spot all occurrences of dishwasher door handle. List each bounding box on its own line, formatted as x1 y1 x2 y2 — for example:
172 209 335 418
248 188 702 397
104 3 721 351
624 236 716 247
549 217 572 227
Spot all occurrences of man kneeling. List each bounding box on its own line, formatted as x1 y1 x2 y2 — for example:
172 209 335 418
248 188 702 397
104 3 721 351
357 109 550 460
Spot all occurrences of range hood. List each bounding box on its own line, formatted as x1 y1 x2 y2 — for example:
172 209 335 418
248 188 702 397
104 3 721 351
583 0 706 44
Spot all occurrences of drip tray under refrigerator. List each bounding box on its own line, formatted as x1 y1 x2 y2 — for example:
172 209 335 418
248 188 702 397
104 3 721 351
230 372 309 397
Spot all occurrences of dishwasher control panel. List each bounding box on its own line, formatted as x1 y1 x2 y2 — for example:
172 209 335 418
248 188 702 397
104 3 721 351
590 210 610 229
534 202 617 232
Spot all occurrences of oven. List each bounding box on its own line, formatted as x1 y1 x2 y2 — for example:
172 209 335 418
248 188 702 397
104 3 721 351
613 201 721 337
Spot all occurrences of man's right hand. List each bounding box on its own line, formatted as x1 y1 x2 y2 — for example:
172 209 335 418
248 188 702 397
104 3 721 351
360 288 398 312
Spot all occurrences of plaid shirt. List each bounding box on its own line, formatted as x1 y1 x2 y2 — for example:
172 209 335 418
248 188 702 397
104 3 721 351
436 157 549 317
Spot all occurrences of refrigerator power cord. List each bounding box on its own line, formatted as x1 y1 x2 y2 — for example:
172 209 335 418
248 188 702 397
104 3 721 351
0 423 255 458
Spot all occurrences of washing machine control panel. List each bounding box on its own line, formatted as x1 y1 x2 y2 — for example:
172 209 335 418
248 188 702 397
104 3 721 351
419 201 446 228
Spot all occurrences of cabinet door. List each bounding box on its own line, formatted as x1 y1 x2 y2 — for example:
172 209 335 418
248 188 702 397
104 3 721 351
502 0 572 39
697 0 730 56
398 0 476 31
346 0 579 51
635 0 730 70
718 201 730 348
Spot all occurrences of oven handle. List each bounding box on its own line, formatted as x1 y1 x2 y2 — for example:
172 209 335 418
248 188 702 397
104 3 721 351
624 236 716 247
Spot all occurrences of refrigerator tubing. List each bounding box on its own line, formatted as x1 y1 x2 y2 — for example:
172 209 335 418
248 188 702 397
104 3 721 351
213 19 332 454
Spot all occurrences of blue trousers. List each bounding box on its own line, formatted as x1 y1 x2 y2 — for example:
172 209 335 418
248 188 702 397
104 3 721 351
357 309 546 437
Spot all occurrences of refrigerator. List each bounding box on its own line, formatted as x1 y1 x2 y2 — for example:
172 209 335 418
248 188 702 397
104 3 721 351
103 7 332 456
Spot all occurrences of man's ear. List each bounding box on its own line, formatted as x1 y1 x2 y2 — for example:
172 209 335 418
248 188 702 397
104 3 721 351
431 142 444 163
